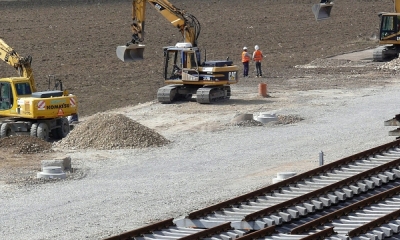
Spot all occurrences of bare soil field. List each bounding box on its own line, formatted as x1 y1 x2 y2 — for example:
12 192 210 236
1 0 400 181
0 0 396 117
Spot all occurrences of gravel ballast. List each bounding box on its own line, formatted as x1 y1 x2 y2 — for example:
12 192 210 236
1 84 400 240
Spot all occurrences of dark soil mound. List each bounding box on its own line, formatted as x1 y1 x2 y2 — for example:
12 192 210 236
0 135 53 154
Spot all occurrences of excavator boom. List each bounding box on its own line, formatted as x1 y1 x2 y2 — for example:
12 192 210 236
0 39 36 92
116 0 200 62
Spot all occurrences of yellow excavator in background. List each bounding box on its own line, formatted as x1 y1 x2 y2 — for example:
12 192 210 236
313 0 400 62
116 0 239 104
312 1 400 137
0 38 78 141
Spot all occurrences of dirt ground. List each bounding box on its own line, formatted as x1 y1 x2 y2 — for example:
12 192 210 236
1 0 400 183
0 0 395 116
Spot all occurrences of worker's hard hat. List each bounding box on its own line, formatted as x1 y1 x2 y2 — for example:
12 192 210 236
243 46 247 50
255 45 259 50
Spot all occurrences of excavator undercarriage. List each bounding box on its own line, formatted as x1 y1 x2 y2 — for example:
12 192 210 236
157 84 231 104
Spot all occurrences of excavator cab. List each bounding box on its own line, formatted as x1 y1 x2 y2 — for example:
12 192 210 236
116 44 145 62
312 0 333 21
379 14 400 40
163 43 200 81
0 82 12 110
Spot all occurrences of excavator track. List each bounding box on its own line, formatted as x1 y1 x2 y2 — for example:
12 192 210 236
158 85 231 104
157 85 179 104
196 86 231 104
373 46 386 62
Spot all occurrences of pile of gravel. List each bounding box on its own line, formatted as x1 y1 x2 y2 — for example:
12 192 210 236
228 119 264 127
54 113 170 150
0 135 53 154
226 114 303 127
276 115 304 125
377 58 400 71
227 113 264 127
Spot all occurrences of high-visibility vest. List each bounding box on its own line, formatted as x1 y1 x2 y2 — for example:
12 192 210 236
253 50 263 61
242 51 250 62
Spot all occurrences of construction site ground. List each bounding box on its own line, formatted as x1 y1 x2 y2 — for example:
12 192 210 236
1 0 400 182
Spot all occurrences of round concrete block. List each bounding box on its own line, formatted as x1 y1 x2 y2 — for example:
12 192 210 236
253 112 278 123
37 171 66 179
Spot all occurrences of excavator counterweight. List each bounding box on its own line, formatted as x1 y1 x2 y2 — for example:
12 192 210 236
312 1 333 21
116 44 145 62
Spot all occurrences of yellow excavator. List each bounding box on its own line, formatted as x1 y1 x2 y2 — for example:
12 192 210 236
312 1 400 136
313 0 400 62
0 38 78 141
116 0 239 104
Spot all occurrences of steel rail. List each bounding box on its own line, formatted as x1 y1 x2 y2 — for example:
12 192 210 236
291 184 400 235
103 218 174 240
104 140 400 240
244 157 400 221
188 139 400 219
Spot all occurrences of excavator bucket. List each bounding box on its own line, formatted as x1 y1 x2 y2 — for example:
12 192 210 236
116 44 145 62
312 2 333 21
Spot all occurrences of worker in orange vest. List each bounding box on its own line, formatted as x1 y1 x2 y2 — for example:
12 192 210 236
241 47 251 77
252 45 264 78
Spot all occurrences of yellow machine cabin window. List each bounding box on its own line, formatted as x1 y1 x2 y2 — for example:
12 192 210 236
15 82 32 95
165 50 183 80
381 15 396 38
0 82 13 110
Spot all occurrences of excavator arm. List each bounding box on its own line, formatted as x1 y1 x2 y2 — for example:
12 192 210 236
129 0 200 47
117 0 200 62
0 39 37 92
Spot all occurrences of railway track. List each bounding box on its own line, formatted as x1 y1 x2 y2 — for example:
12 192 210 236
105 139 400 240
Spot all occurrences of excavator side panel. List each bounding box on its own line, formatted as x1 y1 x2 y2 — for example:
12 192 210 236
116 44 145 62
312 3 333 21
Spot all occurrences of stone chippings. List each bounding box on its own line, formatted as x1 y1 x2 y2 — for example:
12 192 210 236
0 135 53 154
276 115 304 125
378 58 400 71
227 114 304 127
228 119 264 127
54 113 170 150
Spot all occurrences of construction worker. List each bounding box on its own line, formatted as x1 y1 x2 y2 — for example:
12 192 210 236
241 47 251 77
252 45 263 78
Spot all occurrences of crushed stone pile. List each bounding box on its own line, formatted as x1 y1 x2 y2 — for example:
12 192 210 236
0 135 53 154
276 115 304 125
228 120 264 127
54 113 170 150
377 58 400 71
228 113 263 127
227 113 303 127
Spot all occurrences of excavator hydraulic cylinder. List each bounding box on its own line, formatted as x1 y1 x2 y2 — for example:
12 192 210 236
312 2 333 21
116 44 145 62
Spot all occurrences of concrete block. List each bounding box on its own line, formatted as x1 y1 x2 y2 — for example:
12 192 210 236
41 156 71 171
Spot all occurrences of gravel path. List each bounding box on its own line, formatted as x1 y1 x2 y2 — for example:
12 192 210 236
1 83 400 239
